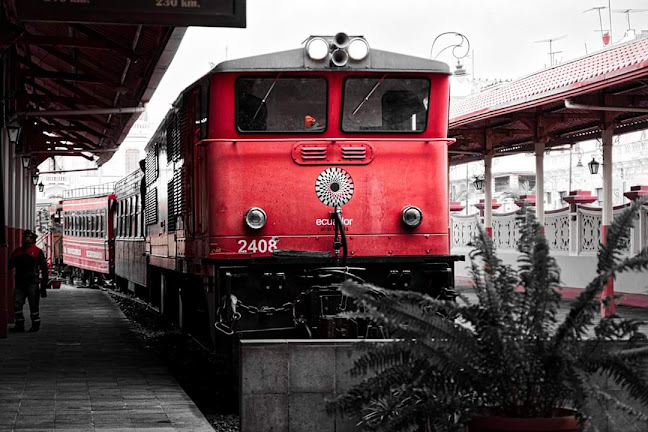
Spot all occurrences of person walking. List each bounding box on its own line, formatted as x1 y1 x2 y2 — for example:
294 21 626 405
9 230 48 332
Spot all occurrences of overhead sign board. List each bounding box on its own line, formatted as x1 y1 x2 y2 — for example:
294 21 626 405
14 0 246 28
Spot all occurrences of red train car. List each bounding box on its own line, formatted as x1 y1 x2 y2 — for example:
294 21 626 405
61 185 115 284
118 33 460 341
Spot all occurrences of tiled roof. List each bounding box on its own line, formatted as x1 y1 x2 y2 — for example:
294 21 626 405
450 36 648 124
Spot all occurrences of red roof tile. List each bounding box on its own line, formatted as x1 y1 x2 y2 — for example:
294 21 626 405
450 37 648 125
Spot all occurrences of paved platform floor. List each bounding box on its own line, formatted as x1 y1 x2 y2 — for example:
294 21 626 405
0 287 215 432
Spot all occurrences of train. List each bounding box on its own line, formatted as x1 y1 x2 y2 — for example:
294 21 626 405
59 33 459 344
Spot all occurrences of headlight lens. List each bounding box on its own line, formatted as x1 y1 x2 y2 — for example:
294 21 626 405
245 207 267 230
306 37 329 61
348 38 369 61
402 206 423 227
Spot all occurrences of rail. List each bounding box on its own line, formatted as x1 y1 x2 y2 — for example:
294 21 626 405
63 183 115 199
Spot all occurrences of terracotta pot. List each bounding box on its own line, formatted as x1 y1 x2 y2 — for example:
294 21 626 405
51 279 62 289
466 409 581 432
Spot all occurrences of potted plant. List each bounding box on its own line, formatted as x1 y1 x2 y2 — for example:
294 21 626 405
327 200 648 431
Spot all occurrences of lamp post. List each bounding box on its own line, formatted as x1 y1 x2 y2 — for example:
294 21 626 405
430 32 471 77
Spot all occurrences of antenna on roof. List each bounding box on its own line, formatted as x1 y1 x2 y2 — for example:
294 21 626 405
584 6 611 45
534 35 567 67
612 9 648 34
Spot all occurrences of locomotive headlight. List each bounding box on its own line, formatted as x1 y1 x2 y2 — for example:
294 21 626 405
402 205 423 228
348 38 369 61
245 207 267 230
306 37 329 61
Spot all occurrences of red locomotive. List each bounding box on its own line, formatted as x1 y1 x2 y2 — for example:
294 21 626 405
69 33 459 342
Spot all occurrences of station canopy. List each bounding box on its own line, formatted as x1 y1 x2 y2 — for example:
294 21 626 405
1 0 244 166
449 36 648 165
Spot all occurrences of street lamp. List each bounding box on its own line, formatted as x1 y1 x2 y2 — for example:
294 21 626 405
588 157 600 175
473 176 485 191
38 182 45 193
32 172 39 186
7 123 21 145
21 155 31 169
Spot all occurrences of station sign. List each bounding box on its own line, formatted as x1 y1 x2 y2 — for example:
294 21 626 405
15 0 246 28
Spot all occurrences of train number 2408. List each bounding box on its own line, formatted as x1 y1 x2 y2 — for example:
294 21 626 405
238 238 278 254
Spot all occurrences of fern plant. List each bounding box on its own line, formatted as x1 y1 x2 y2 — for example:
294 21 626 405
327 199 648 431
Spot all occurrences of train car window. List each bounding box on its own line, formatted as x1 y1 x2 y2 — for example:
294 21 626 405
341 77 430 132
236 77 327 133
130 196 136 238
119 201 124 237
134 196 139 237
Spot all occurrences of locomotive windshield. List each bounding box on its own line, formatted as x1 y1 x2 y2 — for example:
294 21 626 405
342 77 430 132
236 77 327 132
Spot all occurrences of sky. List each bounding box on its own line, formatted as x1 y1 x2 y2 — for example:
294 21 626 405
141 0 648 124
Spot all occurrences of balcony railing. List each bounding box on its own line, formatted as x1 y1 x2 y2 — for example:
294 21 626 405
451 203 641 256
63 183 115 199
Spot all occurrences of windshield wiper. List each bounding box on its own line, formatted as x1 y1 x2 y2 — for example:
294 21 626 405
352 75 386 116
253 74 280 120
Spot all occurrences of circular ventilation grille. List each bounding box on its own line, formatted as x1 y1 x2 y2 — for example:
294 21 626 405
315 167 354 207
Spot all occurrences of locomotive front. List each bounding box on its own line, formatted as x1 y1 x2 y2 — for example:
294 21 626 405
202 34 460 338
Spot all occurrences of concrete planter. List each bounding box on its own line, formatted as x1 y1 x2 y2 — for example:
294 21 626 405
467 409 580 431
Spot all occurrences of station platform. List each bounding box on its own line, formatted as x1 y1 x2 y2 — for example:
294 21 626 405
0 287 215 432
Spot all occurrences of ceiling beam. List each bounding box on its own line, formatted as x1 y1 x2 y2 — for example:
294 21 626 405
23 69 129 93
15 34 141 60
26 43 132 96
19 60 114 107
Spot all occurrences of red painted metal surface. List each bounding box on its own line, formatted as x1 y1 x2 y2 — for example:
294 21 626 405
193 71 452 261
61 195 114 275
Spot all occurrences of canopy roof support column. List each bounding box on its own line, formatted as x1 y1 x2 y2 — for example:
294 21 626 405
602 124 615 317
484 144 494 238
535 142 545 228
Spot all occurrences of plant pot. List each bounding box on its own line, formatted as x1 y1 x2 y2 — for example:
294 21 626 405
466 409 581 432
51 279 62 289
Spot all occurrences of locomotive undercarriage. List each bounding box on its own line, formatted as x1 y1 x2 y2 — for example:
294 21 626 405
213 256 461 340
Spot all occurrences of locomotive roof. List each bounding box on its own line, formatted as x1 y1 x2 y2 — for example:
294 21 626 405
212 48 451 74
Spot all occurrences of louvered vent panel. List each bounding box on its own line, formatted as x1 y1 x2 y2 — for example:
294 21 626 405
167 112 182 163
167 168 185 233
145 188 158 225
167 178 176 232
341 146 367 159
178 108 188 161
145 144 158 186
301 146 327 160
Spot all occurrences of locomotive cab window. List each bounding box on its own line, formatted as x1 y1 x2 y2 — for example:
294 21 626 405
341 77 430 132
236 77 327 132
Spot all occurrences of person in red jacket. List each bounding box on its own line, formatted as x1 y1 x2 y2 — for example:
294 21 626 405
9 230 48 333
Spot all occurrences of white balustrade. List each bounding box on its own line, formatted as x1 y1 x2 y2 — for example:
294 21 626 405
450 203 640 256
